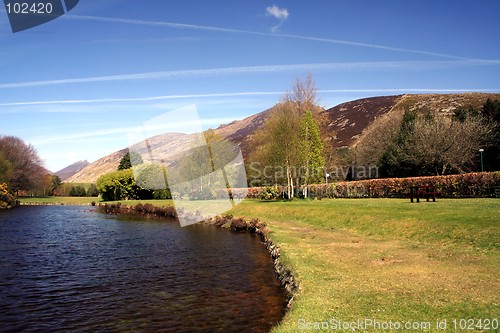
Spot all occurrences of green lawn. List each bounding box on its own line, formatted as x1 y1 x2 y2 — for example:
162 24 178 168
20 196 100 205
19 197 177 207
229 199 499 332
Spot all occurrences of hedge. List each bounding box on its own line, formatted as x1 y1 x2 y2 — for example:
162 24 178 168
224 172 500 199
308 172 500 198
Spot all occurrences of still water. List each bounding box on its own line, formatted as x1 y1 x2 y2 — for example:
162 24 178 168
0 206 286 332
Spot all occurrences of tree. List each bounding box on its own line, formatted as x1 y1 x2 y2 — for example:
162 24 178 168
96 169 147 201
69 185 86 197
0 136 45 193
134 163 168 191
252 100 302 198
379 108 419 177
86 183 99 197
118 151 144 170
379 109 495 176
482 98 500 123
0 152 13 185
481 99 500 171
50 175 61 196
250 75 324 198
299 110 325 197
407 114 494 174
452 106 479 123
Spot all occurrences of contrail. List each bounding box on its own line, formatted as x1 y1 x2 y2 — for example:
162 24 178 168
64 14 473 61
4 88 500 107
2 60 499 89
1 91 285 105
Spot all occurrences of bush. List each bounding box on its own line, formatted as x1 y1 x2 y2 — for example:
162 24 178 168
86 184 99 197
260 186 279 200
96 169 142 201
0 183 18 209
153 189 171 200
69 185 86 197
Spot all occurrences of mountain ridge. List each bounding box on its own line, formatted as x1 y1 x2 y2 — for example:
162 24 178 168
55 160 90 181
65 93 500 183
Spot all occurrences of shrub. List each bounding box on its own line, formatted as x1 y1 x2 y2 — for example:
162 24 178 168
260 186 279 200
153 189 171 200
86 184 99 197
96 169 142 201
69 185 86 197
0 183 18 209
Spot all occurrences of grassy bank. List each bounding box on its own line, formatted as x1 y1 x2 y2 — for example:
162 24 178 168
229 199 499 332
20 196 100 205
19 196 176 207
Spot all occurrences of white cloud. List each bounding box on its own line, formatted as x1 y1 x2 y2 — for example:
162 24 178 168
266 5 289 20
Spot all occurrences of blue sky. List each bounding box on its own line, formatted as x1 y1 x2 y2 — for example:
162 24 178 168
1 0 500 172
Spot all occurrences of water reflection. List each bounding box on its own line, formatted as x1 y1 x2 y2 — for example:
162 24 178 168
0 206 286 332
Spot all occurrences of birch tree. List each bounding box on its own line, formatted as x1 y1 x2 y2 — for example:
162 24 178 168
299 110 324 197
251 75 324 198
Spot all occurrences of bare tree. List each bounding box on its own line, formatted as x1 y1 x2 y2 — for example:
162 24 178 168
406 114 495 175
354 109 404 169
0 136 45 193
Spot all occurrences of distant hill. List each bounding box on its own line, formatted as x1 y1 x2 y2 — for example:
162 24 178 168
66 133 193 183
55 160 90 181
66 93 500 183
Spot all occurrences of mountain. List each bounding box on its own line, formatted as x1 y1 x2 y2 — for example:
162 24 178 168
55 160 90 181
66 93 500 183
66 133 194 183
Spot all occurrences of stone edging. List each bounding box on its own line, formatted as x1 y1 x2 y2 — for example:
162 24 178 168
206 214 300 308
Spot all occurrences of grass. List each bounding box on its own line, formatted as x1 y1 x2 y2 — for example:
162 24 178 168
18 196 499 332
20 196 100 205
228 199 499 332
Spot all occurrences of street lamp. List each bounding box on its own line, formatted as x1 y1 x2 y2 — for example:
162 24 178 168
479 149 484 172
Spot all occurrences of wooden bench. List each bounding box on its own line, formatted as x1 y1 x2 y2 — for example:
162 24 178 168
407 185 440 203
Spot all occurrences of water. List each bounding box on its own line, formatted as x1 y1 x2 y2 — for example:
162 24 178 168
0 206 286 332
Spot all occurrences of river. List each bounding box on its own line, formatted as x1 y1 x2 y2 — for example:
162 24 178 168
0 206 286 332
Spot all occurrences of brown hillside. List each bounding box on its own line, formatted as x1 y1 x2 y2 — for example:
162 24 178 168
55 160 90 181
66 149 127 183
215 106 274 157
66 133 194 183
322 95 404 148
65 93 500 183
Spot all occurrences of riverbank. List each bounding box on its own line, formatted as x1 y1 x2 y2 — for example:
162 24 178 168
20 196 99 206
230 199 499 333
16 197 499 332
